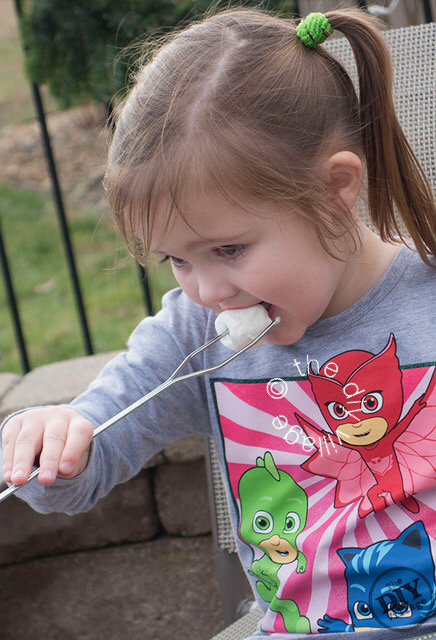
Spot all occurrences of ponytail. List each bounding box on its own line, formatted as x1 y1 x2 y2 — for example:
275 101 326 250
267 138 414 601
325 10 436 266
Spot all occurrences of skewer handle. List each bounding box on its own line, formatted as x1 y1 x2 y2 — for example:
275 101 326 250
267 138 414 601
0 316 280 503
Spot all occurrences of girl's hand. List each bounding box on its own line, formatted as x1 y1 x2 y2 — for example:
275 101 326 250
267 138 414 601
1 407 94 486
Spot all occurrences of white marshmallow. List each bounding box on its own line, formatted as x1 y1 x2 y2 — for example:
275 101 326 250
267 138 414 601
215 305 271 351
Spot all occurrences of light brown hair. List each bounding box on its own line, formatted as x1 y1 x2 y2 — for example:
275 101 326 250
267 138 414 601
105 6 436 266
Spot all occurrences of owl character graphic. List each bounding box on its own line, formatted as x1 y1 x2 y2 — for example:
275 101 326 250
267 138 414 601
295 335 436 517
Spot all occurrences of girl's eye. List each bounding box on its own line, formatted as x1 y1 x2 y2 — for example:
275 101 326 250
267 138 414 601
159 255 187 268
214 245 245 260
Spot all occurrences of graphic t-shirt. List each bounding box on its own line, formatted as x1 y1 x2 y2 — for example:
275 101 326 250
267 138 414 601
212 334 436 636
4 245 436 638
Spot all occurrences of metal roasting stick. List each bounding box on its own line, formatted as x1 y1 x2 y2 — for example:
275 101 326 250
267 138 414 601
0 316 281 503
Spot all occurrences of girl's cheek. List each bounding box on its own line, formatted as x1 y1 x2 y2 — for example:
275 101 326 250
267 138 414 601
171 267 186 289
174 273 198 301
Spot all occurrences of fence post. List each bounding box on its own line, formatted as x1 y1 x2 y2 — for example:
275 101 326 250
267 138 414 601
0 216 31 374
30 83 94 355
13 0 94 356
138 265 155 317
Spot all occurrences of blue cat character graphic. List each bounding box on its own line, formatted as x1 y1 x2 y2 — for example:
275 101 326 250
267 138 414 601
318 522 436 633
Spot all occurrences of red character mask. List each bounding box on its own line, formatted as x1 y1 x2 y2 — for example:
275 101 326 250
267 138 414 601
308 335 403 434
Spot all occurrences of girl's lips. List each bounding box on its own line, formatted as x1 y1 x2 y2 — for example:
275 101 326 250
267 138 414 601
261 302 275 320
221 302 275 320
259 301 276 321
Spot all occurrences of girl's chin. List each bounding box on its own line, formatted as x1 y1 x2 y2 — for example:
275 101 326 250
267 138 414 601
264 319 307 347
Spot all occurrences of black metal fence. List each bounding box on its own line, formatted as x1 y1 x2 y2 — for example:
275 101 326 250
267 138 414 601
1 0 433 374
1 0 156 374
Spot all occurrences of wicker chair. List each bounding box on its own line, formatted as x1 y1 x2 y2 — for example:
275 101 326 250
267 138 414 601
206 20 436 640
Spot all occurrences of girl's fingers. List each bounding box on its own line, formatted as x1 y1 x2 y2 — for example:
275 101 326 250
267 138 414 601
10 417 44 485
1 417 23 483
38 419 70 484
58 416 94 477
1 408 94 486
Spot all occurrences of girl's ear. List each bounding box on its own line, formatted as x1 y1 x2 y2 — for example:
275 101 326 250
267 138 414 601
323 151 363 211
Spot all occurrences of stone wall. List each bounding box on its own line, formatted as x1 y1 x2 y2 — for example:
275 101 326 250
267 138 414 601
0 352 212 566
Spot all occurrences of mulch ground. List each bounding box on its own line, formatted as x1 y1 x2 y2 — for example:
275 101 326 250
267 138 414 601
0 104 110 211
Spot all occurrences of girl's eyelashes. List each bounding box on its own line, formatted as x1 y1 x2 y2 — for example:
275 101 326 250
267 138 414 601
159 245 246 268
213 245 246 260
159 255 186 268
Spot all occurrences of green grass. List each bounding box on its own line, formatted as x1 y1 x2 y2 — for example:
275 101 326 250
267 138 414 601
0 183 177 373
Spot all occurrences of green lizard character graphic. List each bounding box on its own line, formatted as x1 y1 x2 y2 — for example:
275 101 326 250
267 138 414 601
238 451 310 633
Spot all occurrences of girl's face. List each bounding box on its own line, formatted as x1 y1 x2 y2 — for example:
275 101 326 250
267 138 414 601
150 191 349 345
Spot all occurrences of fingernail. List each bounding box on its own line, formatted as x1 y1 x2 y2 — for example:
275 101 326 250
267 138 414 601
12 469 26 481
59 461 73 473
39 470 55 482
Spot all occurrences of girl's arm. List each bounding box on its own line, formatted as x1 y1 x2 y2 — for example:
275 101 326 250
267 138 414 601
0 289 211 515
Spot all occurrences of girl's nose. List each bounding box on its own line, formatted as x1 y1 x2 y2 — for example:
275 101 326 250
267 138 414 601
197 272 238 308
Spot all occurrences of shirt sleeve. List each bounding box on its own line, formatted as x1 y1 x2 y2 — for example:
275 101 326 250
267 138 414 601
0 289 212 515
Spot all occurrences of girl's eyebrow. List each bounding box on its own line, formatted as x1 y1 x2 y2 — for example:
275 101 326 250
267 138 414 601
152 233 252 256
185 236 245 250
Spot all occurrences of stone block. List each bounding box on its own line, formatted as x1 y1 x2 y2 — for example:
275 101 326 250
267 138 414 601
163 433 206 463
154 459 211 536
0 536 224 640
0 469 159 565
0 351 120 421
144 451 165 468
0 373 20 402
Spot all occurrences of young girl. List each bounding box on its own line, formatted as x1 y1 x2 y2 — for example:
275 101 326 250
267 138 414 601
2 6 436 638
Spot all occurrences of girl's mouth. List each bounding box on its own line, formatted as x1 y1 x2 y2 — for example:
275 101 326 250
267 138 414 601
260 301 274 319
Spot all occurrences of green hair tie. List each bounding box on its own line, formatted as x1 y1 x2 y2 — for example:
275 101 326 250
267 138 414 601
296 12 333 48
